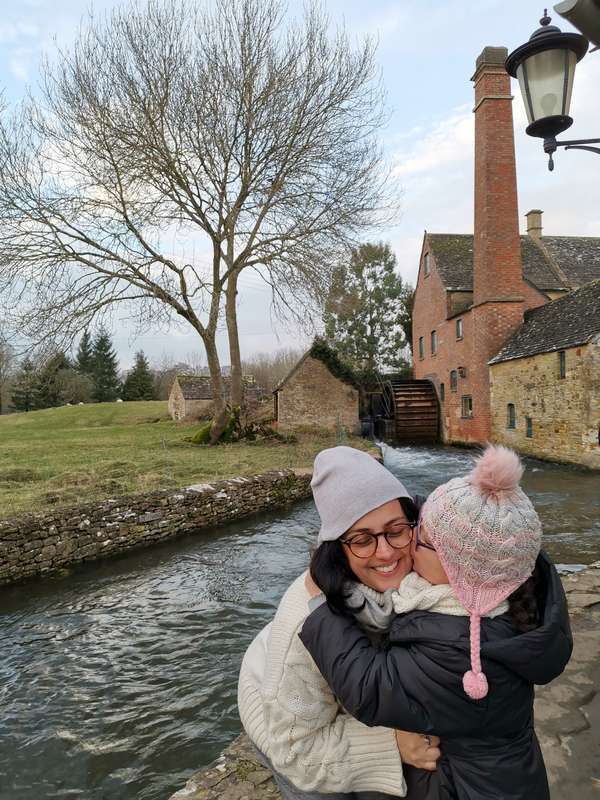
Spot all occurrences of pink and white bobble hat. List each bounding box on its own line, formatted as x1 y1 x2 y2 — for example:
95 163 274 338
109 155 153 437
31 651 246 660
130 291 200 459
420 445 542 700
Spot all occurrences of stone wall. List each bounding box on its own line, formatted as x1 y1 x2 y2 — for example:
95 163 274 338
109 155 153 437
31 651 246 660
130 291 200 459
276 356 359 433
0 469 312 586
490 343 600 469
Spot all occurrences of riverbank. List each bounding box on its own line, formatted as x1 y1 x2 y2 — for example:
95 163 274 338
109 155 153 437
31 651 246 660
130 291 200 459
169 561 600 800
0 401 369 518
0 468 313 585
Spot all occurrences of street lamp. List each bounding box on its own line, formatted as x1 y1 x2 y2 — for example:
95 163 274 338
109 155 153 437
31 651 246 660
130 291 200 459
506 9 600 170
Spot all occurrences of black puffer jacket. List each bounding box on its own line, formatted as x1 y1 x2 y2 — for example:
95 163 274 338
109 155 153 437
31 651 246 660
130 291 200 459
299 552 572 800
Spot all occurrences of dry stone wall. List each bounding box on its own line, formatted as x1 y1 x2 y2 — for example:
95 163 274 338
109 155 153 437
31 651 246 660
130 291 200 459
0 469 312 586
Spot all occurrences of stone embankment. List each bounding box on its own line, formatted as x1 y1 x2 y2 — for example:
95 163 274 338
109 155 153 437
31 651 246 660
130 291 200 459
0 469 312 585
169 561 600 800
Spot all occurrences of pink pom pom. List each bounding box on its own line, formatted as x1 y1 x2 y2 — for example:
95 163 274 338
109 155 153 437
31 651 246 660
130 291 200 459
469 445 523 495
463 670 488 700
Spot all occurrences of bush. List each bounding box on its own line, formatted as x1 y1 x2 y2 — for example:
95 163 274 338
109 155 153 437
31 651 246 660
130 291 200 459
189 421 212 445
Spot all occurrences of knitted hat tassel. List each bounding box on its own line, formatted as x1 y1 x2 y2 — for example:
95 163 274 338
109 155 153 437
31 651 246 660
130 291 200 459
463 612 489 700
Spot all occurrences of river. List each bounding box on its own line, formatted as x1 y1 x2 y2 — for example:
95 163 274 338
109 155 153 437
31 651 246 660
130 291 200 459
0 444 598 800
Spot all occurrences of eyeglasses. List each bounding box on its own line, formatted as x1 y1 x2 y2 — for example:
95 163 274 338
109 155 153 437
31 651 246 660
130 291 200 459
341 521 416 559
415 519 436 552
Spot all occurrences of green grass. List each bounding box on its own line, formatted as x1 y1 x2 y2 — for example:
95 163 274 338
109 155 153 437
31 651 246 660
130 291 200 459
0 401 367 519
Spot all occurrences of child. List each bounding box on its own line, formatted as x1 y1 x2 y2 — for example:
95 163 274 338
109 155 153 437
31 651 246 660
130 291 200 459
301 445 572 800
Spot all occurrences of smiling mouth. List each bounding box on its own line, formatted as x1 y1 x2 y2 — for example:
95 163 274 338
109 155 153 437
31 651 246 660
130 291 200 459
373 560 399 574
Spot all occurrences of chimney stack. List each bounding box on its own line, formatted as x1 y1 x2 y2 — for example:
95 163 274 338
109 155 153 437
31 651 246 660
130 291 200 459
526 209 543 239
471 47 524 306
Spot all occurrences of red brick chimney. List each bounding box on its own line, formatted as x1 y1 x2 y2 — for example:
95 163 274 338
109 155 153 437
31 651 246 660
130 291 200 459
472 47 524 305
468 47 525 442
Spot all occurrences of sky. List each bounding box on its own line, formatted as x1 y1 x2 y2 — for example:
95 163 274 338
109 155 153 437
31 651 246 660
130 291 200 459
1 0 599 369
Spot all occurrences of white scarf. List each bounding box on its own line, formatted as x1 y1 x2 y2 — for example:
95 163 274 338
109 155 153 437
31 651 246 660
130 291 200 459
392 571 509 618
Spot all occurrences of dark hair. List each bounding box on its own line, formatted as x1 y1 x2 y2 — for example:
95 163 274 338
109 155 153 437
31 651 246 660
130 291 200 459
507 564 541 632
309 496 419 615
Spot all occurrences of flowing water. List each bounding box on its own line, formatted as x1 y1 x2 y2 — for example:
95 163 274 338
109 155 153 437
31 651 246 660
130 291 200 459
0 445 598 800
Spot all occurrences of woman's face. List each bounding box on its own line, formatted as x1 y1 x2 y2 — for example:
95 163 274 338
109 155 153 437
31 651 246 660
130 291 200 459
411 520 449 585
341 499 413 592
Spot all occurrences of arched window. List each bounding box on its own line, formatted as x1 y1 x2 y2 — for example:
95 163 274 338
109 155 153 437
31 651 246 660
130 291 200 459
450 370 458 392
507 403 516 429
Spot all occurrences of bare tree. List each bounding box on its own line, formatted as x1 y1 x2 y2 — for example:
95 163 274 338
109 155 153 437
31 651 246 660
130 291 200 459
0 0 396 441
0 334 16 414
242 346 304 393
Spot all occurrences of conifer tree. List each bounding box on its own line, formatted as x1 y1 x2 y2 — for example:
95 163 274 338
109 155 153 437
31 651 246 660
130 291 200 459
11 357 40 412
324 243 413 375
91 328 121 402
122 351 156 401
75 330 94 375
37 351 72 408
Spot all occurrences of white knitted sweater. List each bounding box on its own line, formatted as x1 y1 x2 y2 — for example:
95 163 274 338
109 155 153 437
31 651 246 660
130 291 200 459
237 571 406 795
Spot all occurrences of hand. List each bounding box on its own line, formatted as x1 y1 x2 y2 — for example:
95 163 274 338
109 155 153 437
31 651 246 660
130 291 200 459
304 571 323 598
394 730 441 772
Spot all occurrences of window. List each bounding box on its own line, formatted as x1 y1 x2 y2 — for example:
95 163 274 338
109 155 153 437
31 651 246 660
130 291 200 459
440 383 445 402
507 403 516 429
431 330 437 355
456 318 463 340
461 395 473 418
418 336 424 360
424 253 430 276
558 350 566 379
450 370 458 392
526 416 533 438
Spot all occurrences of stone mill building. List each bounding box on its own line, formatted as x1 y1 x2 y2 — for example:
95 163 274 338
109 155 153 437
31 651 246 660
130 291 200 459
273 340 360 433
412 47 600 468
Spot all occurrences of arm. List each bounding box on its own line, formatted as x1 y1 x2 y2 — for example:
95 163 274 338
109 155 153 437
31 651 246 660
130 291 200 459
299 602 435 733
300 601 488 736
261 620 407 795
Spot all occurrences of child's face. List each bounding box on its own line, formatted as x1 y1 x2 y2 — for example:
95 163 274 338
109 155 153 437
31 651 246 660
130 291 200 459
412 520 449 585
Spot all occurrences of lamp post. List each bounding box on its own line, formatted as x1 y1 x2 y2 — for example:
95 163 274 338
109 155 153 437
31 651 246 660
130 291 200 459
506 9 599 170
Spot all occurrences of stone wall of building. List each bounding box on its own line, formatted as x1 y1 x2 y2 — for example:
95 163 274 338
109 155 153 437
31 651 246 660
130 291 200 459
0 470 312 586
490 343 600 469
276 357 359 433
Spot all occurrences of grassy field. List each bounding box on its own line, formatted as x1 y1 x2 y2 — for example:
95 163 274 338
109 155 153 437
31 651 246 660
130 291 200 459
0 401 366 519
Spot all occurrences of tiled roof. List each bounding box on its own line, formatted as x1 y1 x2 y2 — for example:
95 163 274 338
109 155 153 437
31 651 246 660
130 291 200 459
177 375 216 400
427 233 600 293
490 280 600 364
542 237 600 287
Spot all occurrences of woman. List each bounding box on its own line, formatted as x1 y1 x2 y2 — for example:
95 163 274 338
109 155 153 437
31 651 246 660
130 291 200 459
300 445 573 799
237 445 440 799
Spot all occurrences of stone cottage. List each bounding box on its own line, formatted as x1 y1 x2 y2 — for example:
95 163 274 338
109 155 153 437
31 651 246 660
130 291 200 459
168 375 258 421
412 46 600 466
490 281 600 469
273 342 360 433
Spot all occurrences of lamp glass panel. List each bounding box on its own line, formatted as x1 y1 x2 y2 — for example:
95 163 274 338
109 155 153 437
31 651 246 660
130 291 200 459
516 48 576 122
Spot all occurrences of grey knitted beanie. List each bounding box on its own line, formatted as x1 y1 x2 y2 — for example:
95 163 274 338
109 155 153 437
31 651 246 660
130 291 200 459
311 446 411 544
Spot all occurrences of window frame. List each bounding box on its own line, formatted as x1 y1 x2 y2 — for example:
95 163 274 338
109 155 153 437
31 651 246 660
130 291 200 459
558 350 566 379
450 370 458 392
507 403 516 429
431 330 437 355
424 253 430 276
526 416 533 438
440 383 445 402
461 395 473 419
418 336 425 360
456 318 463 340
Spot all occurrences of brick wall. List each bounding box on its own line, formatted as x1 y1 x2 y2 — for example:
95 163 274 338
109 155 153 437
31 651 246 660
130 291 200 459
490 344 600 469
276 356 359 433
0 470 312 586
